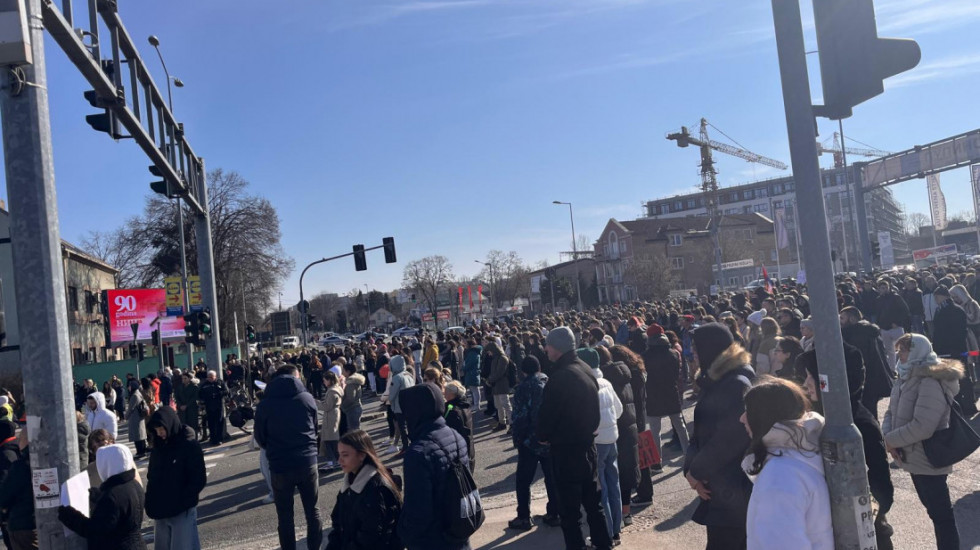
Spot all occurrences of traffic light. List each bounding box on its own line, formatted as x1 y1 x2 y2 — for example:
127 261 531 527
307 314 317 329
138 343 146 362
246 324 256 342
148 165 175 198
353 244 367 271
83 60 125 138
184 312 199 345
411 293 416 303
383 237 397 264
872 241 881 260
297 300 310 313
198 310 212 338
129 343 138 358
812 0 921 120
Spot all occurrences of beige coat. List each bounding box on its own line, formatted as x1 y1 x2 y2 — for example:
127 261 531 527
881 359 963 475
320 385 343 443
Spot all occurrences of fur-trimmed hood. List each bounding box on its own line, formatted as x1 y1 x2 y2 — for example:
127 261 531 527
911 359 964 383
707 344 753 381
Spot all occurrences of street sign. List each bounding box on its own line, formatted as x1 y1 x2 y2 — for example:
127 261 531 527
188 275 203 311
912 244 957 262
862 129 980 188
270 311 291 337
164 276 183 316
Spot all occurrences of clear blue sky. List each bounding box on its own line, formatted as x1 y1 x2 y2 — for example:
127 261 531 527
2 0 978 303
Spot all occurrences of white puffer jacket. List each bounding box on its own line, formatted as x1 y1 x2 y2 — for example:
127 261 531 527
744 412 833 550
590 368 622 445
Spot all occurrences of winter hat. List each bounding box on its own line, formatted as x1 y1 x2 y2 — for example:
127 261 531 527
800 318 813 331
576 347 600 369
692 323 734 370
521 355 541 375
682 314 696 323
747 309 767 326
600 335 615 348
546 326 576 355
646 324 665 337
934 285 951 297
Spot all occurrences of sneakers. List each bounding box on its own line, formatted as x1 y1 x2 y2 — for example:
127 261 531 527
506 517 533 531
386 444 399 455
651 463 663 473
492 423 507 432
506 426 513 435
539 513 561 527
261 494 275 504
631 495 652 506
623 514 633 526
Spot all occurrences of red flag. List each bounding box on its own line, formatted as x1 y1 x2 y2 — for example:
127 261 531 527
762 264 773 294
478 285 483 311
468 286 473 309
458 286 463 306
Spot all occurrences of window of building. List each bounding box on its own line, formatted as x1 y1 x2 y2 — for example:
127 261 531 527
670 257 684 270
668 234 683 247
660 204 669 215
753 203 769 213
731 192 739 202
756 188 768 198
68 286 78 312
85 290 97 314
674 201 683 211
786 181 795 191
743 206 752 214
773 182 783 194
773 200 782 209
728 277 739 287
743 190 753 200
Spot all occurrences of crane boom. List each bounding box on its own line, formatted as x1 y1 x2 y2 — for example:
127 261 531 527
706 139 788 169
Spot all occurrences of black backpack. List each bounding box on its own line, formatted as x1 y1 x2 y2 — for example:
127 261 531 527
441 434 484 543
506 359 518 388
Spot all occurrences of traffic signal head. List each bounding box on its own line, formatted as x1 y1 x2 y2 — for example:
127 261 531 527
383 237 397 264
246 324 256 342
198 310 212 336
353 244 367 271
813 0 921 120
129 343 138 358
184 312 199 344
138 343 146 362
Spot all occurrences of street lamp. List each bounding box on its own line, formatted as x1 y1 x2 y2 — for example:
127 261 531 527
553 201 584 311
474 260 495 318
147 35 185 113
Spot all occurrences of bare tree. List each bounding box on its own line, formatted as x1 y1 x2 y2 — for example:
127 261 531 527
403 256 454 318
477 250 530 309
904 211 930 236
82 169 294 345
624 253 675 300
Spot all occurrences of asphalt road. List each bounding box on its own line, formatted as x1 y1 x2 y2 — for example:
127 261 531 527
117 392 980 550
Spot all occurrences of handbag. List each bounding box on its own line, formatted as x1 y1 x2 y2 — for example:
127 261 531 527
922 392 980 468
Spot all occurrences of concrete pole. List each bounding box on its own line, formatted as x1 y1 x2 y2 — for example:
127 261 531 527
177 202 194 369
0 0 84 547
771 1 875 548
192 160 223 379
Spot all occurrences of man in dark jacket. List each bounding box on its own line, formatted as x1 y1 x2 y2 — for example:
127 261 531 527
145 406 206 550
641 326 687 469
254 365 322 550
876 280 910 370
198 370 228 446
508 356 559 531
683 323 754 549
0 431 33 549
840 306 895 420
902 277 926 335
157 369 174 407
397 383 471 550
931 286 977 415
537 327 611 550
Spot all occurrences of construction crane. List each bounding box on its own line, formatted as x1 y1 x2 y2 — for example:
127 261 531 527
666 118 789 292
816 132 889 168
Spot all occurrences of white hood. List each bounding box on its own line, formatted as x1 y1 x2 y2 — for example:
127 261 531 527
96 443 135 482
87 391 107 411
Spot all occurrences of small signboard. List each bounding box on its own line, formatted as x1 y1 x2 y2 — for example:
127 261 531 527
164 276 183 316
188 275 203 312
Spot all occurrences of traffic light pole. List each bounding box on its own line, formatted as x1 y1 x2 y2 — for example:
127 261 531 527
0 0 84 547
771 1 875 548
193 161 223 380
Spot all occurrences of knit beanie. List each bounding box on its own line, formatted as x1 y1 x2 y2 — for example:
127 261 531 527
747 309 767 326
692 322 734 370
521 355 541 375
546 326 576 354
646 324 665 337
576 347 600 369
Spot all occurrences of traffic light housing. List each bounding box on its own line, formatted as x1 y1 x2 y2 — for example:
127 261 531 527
246 324 256 342
383 237 397 264
184 312 199 345
812 0 921 120
198 310 212 337
83 60 125 138
872 241 881 260
138 343 146 362
353 244 367 271
129 343 138 358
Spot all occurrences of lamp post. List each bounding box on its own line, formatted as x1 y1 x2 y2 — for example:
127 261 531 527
148 35 192 369
475 260 495 319
553 201 584 311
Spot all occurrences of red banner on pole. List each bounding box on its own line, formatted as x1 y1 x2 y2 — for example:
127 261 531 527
458 286 463 306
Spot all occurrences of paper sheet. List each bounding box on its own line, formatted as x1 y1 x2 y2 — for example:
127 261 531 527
59 471 90 518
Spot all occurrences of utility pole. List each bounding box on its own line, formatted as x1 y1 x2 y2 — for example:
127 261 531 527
0 0 83 547
192 161 223 379
771 1 873 547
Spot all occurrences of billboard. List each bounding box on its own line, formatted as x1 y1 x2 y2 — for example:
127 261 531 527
105 289 185 345
271 311 291 337
912 244 957 263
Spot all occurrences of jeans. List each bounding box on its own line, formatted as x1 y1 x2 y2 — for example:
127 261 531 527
648 414 689 460
910 314 925 335
468 385 482 409
367 372 377 393
494 394 512 425
345 405 362 432
515 445 559 519
394 413 410 447
553 444 611 550
154 507 201 550
259 448 273 496
880 326 905 370
596 443 622 538
911 474 960 550
272 465 322 550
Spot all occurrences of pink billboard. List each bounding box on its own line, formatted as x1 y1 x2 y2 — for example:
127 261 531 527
105 288 186 344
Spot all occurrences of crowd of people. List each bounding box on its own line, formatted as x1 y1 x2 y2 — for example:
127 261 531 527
0 262 977 549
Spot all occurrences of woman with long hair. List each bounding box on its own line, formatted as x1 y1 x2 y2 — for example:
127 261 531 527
325 430 403 550
769 336 804 382
740 377 832 550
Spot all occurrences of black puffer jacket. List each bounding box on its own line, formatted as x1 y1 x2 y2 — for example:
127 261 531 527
841 321 894 403
397 383 470 550
600 361 640 496
444 395 475 472
642 336 683 417
538 351 600 449
59 469 147 550
326 465 403 550
0 448 34 531
254 375 319 474
145 407 207 520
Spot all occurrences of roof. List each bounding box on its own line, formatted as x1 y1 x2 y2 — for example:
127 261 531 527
613 213 772 241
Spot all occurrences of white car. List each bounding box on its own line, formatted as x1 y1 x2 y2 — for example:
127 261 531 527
391 326 418 338
445 326 466 334
281 336 300 348
319 336 352 347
